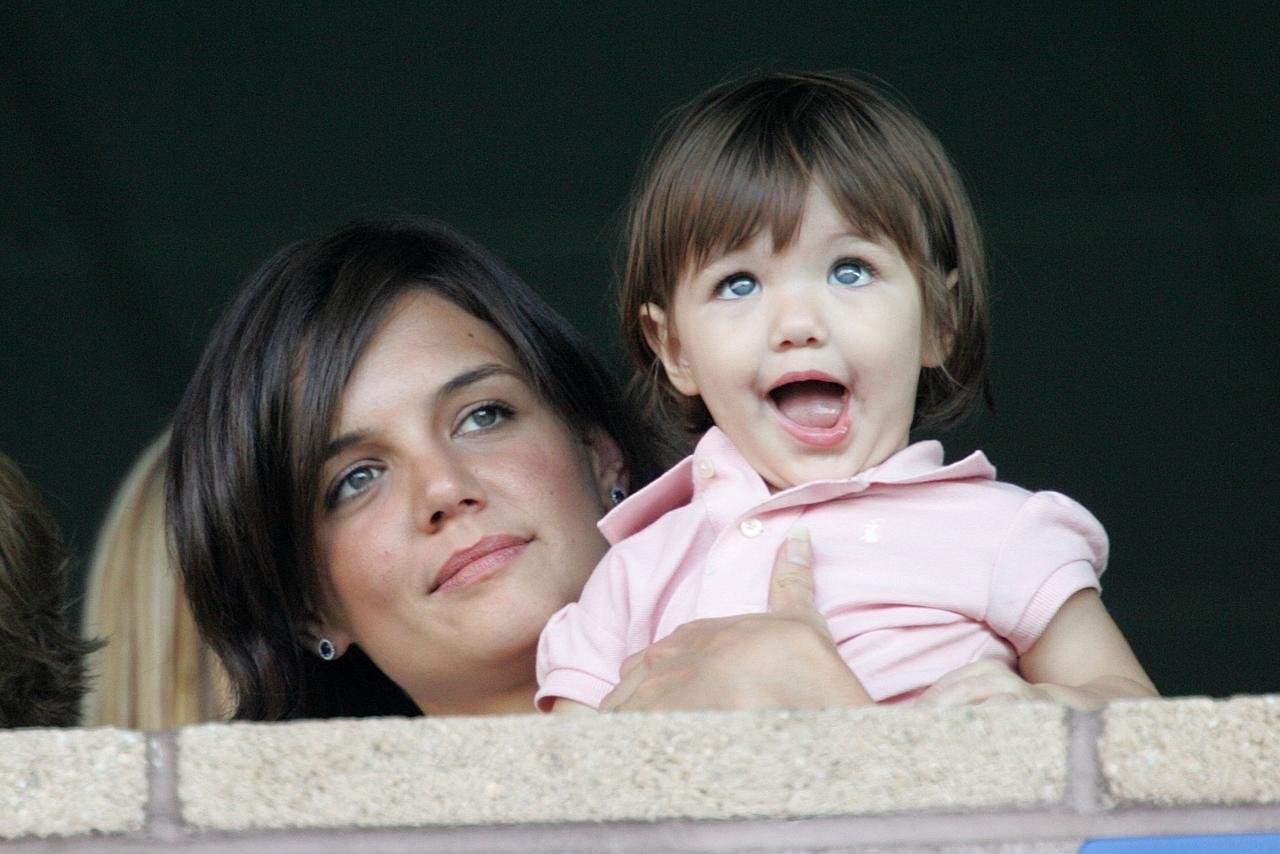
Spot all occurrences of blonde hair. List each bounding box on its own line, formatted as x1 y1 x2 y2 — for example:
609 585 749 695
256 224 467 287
80 432 231 729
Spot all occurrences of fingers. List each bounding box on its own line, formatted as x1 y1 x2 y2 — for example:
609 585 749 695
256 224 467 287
915 661 1038 708
600 649 648 712
617 647 646 682
768 526 816 614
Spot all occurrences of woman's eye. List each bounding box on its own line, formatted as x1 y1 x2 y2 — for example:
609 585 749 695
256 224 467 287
829 259 874 288
329 465 383 505
456 403 514 435
713 273 760 300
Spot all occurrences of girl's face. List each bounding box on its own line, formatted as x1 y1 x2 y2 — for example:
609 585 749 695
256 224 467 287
313 291 620 714
645 183 944 490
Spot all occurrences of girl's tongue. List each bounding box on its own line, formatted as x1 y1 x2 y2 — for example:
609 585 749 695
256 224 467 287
770 380 847 429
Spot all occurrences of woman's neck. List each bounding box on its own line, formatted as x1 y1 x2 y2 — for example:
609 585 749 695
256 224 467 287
411 679 537 717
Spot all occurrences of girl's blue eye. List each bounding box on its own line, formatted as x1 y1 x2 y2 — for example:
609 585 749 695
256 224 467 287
830 259 874 288
456 403 513 435
330 465 383 506
714 273 760 300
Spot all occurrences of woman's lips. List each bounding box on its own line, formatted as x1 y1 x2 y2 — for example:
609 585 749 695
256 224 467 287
432 534 529 595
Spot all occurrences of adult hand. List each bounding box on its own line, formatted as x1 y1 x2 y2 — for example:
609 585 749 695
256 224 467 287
598 528 873 712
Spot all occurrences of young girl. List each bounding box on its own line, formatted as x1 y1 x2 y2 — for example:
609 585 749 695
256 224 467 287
537 72 1155 712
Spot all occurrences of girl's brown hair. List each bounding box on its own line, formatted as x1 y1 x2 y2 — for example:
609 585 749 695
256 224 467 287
622 71 992 435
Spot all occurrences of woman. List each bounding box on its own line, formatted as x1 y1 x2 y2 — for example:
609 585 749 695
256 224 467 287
168 217 867 720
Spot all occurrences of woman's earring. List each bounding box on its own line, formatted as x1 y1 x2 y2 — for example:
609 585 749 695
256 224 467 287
610 486 627 506
317 638 337 661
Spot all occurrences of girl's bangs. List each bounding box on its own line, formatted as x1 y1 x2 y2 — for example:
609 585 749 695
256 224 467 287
662 127 922 283
662 125 813 282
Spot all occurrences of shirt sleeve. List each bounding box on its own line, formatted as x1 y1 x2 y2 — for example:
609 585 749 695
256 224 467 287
986 491 1107 654
534 544 634 712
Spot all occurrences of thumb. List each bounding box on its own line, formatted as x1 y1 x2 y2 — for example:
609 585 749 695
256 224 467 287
768 526 818 613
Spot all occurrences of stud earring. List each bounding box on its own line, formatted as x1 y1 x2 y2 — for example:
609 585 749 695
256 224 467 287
317 638 337 661
610 486 627 506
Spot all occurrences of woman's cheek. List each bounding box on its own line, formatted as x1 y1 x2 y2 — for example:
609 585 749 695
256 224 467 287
367 553 403 603
324 521 400 610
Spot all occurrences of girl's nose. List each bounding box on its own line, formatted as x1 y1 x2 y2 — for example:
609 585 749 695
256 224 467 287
769 289 828 350
412 453 486 533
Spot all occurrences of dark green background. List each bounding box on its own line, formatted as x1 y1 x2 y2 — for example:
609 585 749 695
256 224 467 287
3 4 1276 698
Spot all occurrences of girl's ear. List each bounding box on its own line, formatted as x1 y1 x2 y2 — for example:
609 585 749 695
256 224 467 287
640 303 700 397
922 270 959 369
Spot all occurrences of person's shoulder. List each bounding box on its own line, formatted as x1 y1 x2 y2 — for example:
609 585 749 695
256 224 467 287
951 474 1033 505
938 477 1103 536
599 454 698 544
606 492 707 556
906 462 1032 516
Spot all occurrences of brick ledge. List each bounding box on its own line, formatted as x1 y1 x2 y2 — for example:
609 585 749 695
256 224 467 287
2 695 1277 851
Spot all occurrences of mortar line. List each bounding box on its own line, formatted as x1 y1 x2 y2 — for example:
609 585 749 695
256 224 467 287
144 731 184 841
1067 707 1104 813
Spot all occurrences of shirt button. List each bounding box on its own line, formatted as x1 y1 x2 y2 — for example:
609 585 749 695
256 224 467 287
695 458 716 479
739 517 764 538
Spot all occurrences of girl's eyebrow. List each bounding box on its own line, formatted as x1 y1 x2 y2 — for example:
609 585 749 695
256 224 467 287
321 362 520 463
694 247 756 278
831 228 881 245
693 233 890 279
830 231 900 259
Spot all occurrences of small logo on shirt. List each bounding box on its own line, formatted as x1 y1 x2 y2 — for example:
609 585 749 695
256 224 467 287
860 519 884 544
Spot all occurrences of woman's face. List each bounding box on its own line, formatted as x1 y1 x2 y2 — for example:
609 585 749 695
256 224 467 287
313 290 620 714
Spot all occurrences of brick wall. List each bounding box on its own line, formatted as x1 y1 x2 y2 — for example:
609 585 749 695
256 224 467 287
3 696 1278 852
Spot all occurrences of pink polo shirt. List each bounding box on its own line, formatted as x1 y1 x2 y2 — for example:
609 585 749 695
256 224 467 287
535 427 1105 710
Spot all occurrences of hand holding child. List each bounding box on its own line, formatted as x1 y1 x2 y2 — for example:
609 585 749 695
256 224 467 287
599 529 873 712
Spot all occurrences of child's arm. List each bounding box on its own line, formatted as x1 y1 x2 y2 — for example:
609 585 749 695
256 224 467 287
916 589 1157 710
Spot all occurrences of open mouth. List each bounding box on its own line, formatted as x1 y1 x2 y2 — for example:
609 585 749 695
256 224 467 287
767 375 851 446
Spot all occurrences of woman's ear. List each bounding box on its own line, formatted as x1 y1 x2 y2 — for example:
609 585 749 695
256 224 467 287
640 303 700 397
922 270 959 369
584 427 628 501
299 612 352 661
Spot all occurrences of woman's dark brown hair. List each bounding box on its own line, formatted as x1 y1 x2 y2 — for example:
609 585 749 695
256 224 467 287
0 452 100 727
168 217 662 721
621 71 993 435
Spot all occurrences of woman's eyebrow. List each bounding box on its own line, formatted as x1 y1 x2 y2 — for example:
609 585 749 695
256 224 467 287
321 363 520 464
321 431 370 466
437 362 519 398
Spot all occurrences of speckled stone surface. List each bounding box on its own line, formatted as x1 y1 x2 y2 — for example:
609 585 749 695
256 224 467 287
0 727 147 839
1100 695 1280 806
177 704 1069 831
854 846 1077 854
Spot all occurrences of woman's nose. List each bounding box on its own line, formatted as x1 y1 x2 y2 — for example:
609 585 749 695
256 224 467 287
412 454 486 533
769 288 828 350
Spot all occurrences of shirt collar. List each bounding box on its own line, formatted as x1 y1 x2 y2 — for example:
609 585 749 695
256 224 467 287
599 426 997 543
